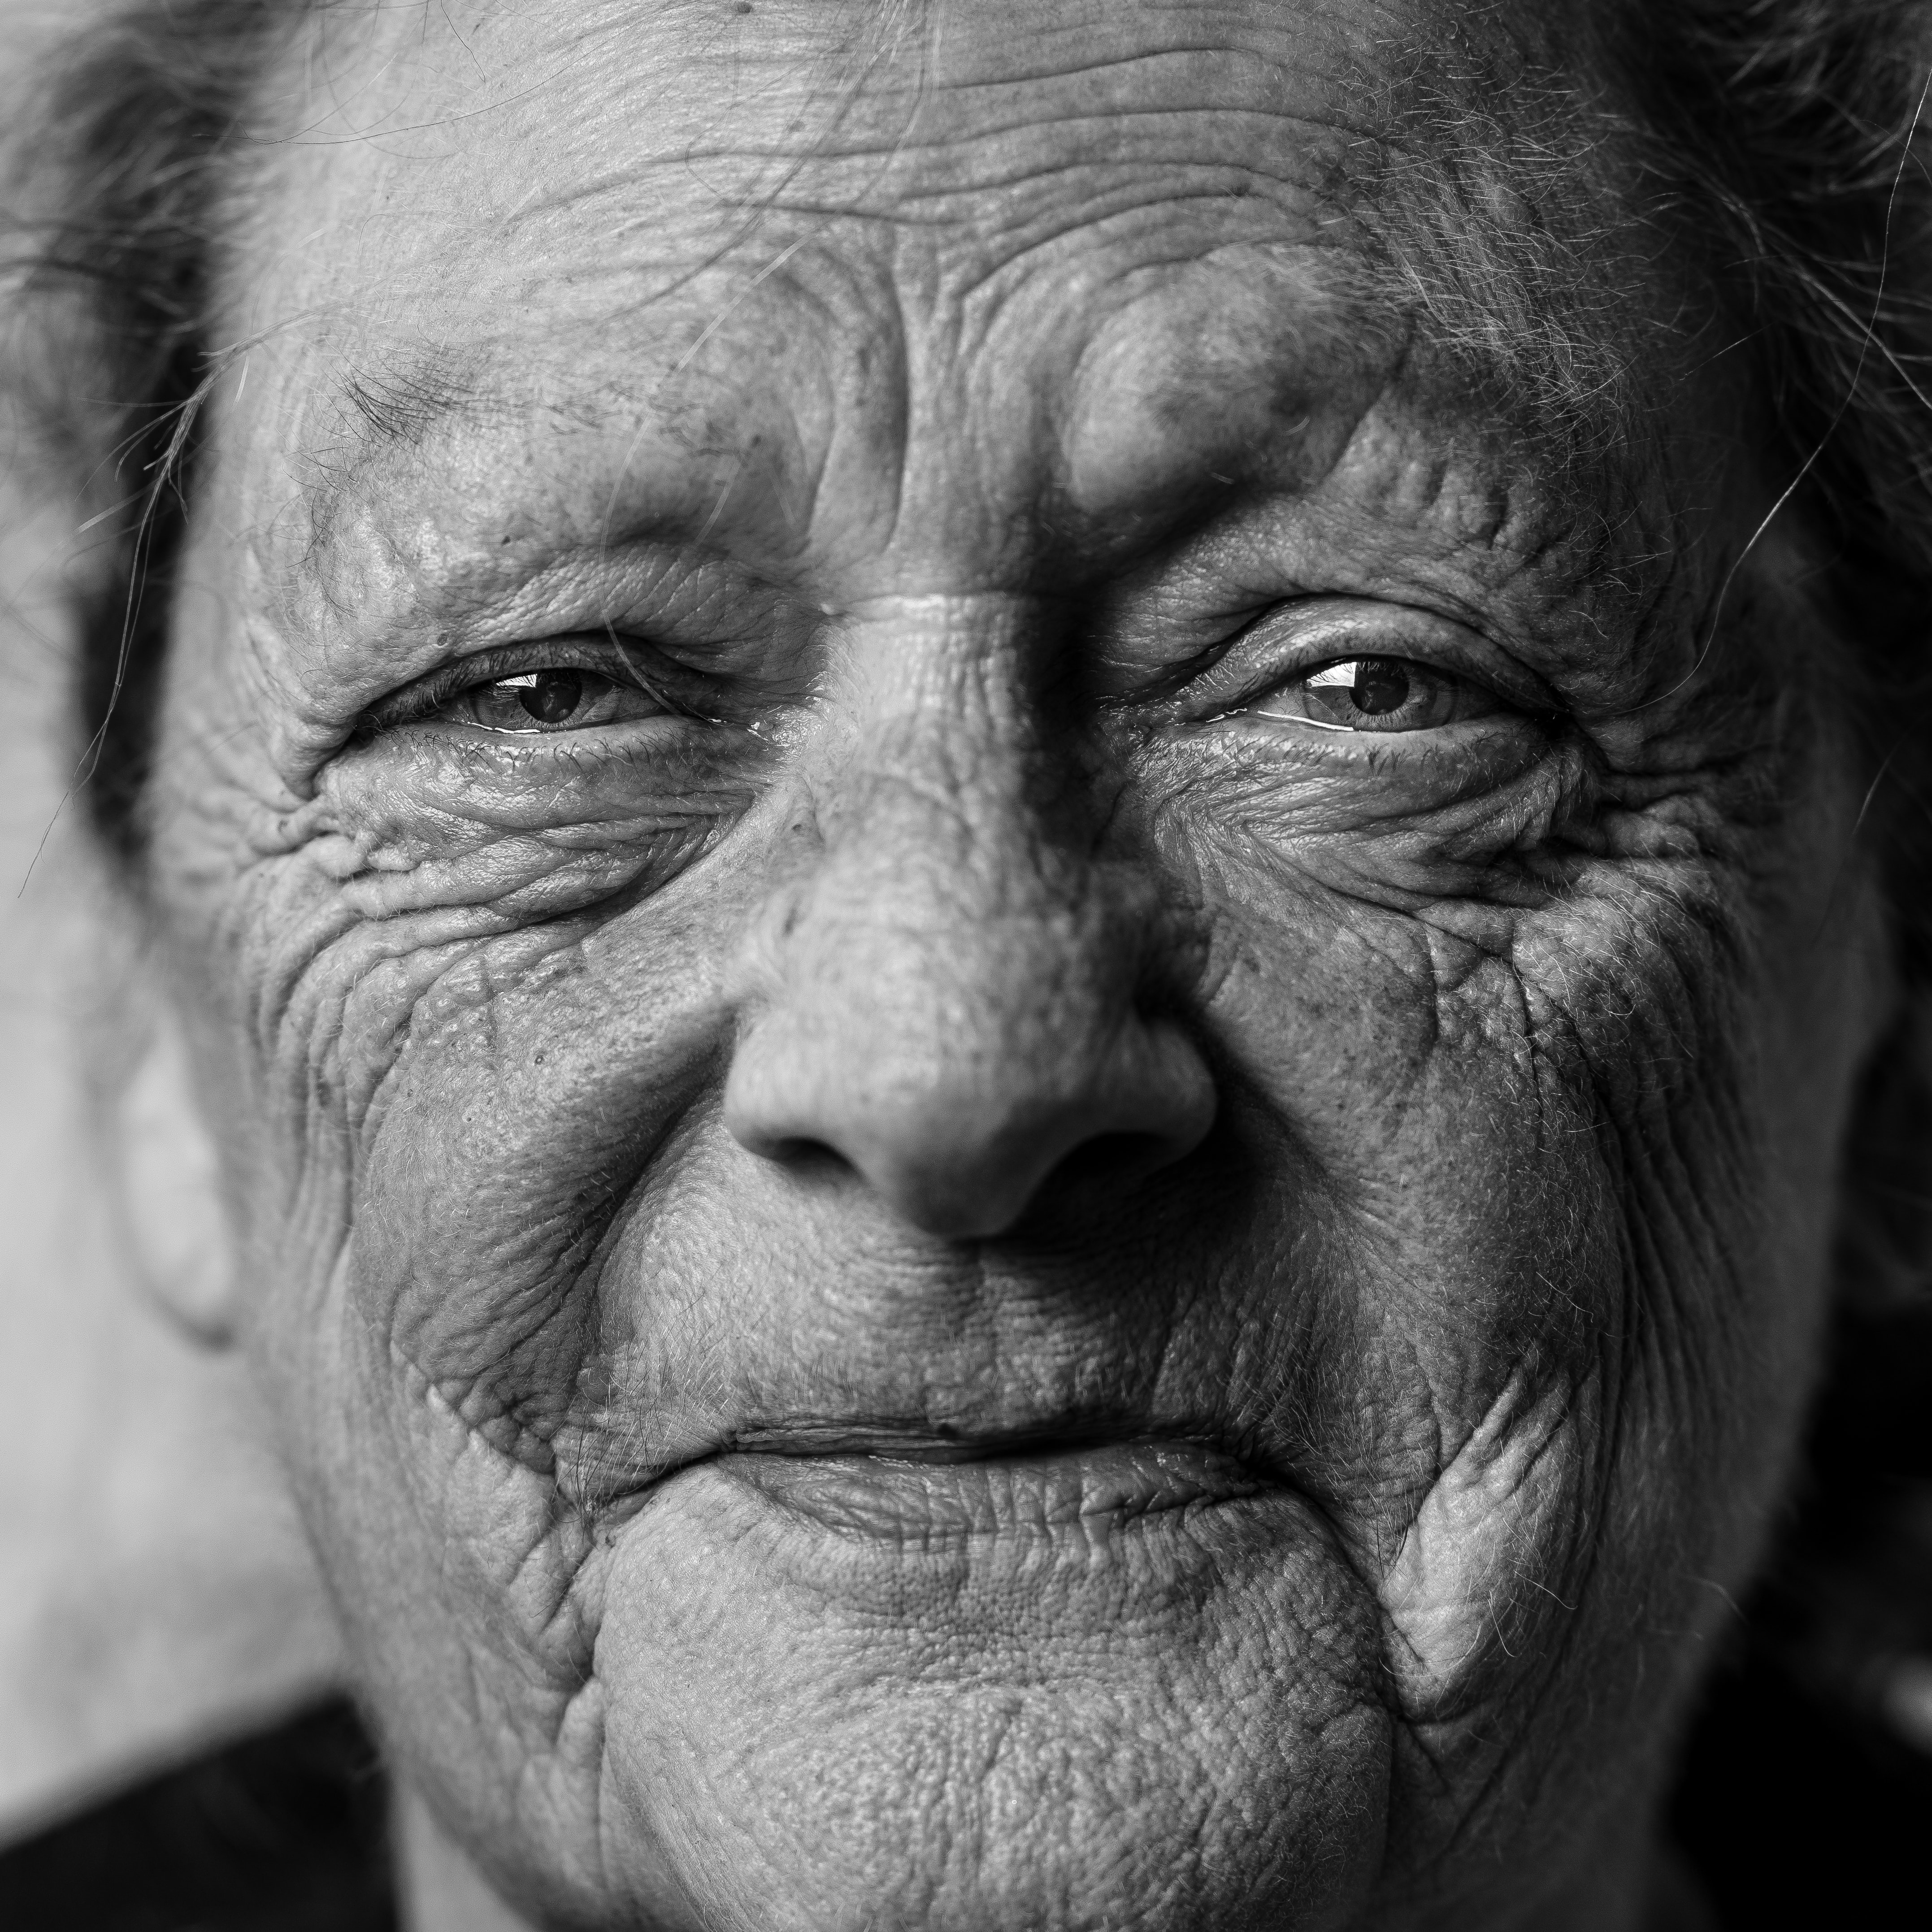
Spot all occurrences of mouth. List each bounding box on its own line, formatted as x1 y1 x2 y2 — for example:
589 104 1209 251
651 1425 1276 1540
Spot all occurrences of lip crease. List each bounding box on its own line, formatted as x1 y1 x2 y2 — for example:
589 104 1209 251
655 1427 1274 1537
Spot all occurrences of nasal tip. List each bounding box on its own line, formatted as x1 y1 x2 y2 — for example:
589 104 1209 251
724 1022 1216 1241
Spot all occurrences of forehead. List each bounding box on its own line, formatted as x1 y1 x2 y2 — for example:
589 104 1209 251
223 0 1641 596
268 0 1376 307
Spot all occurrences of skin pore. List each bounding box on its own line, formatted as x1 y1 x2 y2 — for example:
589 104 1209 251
130 0 1893 1926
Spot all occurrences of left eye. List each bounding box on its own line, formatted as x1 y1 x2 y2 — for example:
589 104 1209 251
450 666 664 734
1248 656 1501 733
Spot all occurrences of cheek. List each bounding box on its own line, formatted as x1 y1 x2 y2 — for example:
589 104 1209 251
1190 747 1879 1795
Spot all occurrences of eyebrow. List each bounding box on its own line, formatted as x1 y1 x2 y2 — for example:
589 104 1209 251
303 347 538 564
295 352 775 621
340 359 483 449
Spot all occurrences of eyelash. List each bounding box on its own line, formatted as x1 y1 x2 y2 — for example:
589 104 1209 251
355 636 707 738
1175 603 1559 738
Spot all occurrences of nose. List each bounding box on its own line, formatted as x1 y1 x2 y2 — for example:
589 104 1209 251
721 604 1216 1242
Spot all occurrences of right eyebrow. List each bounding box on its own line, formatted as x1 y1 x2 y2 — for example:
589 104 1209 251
297 348 500 559
339 359 481 449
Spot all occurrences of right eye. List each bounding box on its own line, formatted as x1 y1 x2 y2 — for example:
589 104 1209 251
356 635 712 741
445 665 668 734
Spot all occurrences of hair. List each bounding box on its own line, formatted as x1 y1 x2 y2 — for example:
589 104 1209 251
3 0 300 865
5 0 1932 1772
1615 2 1932 992
1626 4 1932 591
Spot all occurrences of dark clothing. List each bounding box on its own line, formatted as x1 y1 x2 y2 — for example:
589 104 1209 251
0 1702 394 1932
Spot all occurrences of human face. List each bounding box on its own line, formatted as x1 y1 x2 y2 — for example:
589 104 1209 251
144 0 1888 1925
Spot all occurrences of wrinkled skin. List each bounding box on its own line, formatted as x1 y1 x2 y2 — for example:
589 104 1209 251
137 0 1892 1926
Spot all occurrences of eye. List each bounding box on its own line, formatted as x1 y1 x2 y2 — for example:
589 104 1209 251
355 638 708 741
1246 656 1502 733
454 665 660 734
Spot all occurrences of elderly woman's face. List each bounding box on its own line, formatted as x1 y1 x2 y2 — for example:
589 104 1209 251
143 0 1889 1924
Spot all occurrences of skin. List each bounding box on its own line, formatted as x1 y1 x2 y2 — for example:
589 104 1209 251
126 0 1893 1925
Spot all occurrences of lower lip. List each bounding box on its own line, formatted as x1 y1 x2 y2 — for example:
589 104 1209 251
704 1440 1267 1540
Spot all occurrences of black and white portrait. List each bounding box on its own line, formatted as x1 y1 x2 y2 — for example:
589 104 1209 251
2 4 1931 1927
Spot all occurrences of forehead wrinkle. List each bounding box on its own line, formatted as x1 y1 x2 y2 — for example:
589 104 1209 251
277 0 1639 430
238 0 1680 619
490 61 1380 262
446 0 1397 274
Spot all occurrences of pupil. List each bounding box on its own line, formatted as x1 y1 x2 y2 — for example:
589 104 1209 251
1351 660 1411 715
518 669 584 724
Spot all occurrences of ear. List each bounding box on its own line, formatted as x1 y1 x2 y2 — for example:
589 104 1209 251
107 1001 239 1346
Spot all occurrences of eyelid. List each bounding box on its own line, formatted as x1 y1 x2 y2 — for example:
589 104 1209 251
1177 597 1560 721
356 632 707 736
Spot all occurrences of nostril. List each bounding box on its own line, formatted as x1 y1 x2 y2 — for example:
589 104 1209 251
752 1134 858 1182
1044 1129 1188 1194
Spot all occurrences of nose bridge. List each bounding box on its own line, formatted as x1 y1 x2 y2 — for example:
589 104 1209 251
770 595 1125 1087
819 600 1109 1022
722 595 1215 1239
